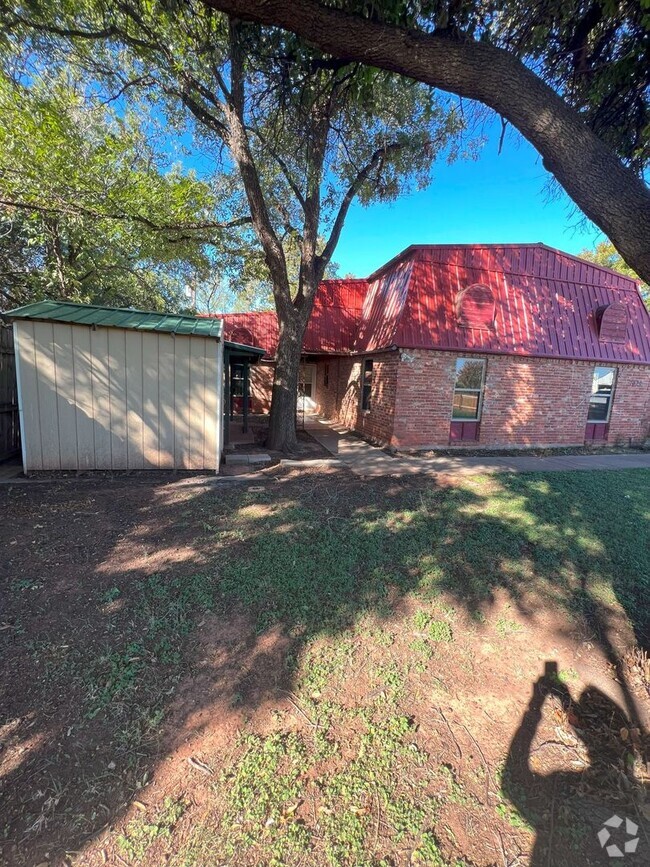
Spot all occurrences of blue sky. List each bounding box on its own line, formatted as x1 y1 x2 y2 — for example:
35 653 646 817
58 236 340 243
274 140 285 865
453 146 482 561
333 119 604 277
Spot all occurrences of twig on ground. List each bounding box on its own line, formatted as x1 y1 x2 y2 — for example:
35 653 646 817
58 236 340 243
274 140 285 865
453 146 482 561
187 756 213 775
438 708 463 763
460 721 494 804
277 689 318 728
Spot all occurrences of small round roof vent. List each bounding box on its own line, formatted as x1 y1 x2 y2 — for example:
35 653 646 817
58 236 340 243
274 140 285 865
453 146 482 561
456 283 495 329
595 302 628 343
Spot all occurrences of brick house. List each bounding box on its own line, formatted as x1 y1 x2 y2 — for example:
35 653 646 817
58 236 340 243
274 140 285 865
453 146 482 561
214 244 650 450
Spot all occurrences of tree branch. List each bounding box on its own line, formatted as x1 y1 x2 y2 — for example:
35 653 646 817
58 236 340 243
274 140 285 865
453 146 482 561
0 198 251 234
199 0 650 285
319 140 405 269
223 18 292 311
248 125 306 210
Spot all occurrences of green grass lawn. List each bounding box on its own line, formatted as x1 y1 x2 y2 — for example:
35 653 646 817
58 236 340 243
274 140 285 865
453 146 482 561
214 469 649 648
1 469 648 866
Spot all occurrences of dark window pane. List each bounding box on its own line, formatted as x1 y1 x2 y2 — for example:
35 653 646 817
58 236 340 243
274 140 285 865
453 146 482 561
231 364 245 397
455 358 484 389
361 359 373 410
452 391 480 420
587 396 610 421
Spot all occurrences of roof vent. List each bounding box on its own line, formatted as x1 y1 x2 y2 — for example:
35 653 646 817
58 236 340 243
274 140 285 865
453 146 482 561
456 283 495 329
595 302 628 343
229 326 255 346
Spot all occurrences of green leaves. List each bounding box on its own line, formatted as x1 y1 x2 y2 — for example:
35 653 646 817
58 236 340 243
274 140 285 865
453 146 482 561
2 2 472 316
579 241 649 309
0 66 233 310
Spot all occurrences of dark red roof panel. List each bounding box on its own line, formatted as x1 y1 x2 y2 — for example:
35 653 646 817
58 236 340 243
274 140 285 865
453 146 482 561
204 245 650 365
357 245 650 364
210 277 368 359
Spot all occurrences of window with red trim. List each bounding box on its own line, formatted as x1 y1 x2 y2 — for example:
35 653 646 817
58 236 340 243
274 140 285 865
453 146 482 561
452 358 485 421
587 366 616 423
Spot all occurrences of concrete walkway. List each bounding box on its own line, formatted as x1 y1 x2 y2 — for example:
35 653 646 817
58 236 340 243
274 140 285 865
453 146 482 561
304 417 650 479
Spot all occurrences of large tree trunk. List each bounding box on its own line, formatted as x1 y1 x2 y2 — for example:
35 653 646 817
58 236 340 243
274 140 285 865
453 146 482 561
267 311 307 452
203 0 650 285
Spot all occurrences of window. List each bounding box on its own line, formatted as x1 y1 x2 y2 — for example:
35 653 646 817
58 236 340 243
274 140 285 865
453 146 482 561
452 358 485 420
361 359 373 411
231 364 246 398
587 366 616 422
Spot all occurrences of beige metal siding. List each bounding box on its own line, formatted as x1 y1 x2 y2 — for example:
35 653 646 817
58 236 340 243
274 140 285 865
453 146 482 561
14 321 221 471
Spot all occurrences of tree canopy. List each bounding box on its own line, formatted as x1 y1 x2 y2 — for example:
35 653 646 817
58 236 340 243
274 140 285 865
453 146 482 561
2 1 469 447
580 240 650 308
199 0 650 287
0 68 229 310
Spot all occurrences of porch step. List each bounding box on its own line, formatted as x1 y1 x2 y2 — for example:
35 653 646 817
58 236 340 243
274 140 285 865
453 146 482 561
223 452 272 466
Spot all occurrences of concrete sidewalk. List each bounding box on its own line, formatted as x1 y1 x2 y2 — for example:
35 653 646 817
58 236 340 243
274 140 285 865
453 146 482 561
304 416 650 479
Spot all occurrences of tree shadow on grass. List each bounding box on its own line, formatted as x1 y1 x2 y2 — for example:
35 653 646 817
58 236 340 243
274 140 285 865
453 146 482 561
0 467 648 864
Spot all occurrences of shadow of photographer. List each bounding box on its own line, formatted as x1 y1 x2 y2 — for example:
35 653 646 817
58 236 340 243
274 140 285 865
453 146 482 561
503 661 649 865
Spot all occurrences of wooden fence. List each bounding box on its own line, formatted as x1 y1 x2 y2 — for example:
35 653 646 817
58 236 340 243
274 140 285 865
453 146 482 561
0 324 20 461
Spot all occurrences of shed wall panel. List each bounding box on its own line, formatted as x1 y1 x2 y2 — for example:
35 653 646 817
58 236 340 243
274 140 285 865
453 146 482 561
125 331 145 469
174 336 191 469
90 327 112 469
14 322 221 471
189 337 206 469
142 334 160 468
33 322 61 469
52 323 78 468
157 334 176 469
71 325 95 469
207 342 221 467
108 329 128 469
14 322 43 470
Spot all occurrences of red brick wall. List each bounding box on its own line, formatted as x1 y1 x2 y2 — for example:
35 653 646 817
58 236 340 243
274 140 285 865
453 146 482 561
314 359 350 419
608 364 650 444
244 351 650 450
391 350 650 449
314 353 398 444
249 362 274 414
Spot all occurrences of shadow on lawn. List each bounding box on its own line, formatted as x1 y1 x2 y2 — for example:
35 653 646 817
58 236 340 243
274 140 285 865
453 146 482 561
504 660 649 866
0 468 648 864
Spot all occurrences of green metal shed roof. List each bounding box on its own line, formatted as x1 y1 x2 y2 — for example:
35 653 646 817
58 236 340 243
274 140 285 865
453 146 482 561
7 300 223 339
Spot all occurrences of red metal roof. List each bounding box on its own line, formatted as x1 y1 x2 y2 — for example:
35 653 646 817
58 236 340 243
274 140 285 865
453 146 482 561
213 278 367 359
356 245 650 364
207 245 650 365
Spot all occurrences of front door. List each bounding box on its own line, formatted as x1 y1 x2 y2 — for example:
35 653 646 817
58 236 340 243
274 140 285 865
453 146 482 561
298 364 317 412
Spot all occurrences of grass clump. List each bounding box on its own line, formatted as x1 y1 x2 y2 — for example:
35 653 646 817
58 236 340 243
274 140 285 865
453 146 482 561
320 715 428 865
118 797 186 861
85 572 215 717
219 732 311 864
495 617 522 638
429 620 453 643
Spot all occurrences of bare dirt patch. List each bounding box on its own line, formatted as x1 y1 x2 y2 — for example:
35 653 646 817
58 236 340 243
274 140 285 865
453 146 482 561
0 468 648 866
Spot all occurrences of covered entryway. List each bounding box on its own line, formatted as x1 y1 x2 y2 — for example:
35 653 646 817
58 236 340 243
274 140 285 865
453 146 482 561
298 363 317 411
223 341 266 448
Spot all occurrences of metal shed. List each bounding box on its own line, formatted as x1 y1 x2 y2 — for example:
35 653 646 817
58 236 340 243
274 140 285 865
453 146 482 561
8 301 225 472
